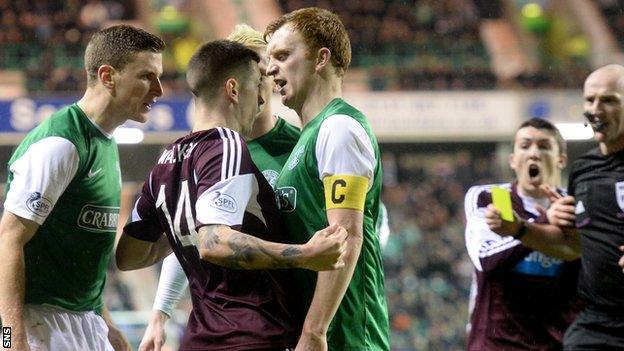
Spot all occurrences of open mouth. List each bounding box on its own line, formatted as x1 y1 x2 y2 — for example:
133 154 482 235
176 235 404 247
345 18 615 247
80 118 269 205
274 79 287 94
528 164 540 179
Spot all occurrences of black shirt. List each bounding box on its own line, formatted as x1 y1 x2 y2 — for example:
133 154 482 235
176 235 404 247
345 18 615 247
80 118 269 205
568 147 624 308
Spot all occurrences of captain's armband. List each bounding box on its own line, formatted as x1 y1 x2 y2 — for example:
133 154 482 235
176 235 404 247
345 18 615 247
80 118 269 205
323 175 369 211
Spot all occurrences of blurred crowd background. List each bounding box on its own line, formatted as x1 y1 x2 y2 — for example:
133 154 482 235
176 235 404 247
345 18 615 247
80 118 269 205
0 0 620 349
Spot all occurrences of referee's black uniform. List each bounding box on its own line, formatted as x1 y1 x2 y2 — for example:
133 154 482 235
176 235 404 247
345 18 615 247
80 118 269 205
564 147 624 350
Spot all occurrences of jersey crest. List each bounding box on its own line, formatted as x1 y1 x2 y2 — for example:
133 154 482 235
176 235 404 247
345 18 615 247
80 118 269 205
616 181 624 212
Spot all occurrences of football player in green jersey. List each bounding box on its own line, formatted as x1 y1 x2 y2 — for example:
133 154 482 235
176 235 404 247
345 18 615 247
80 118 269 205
137 23 303 351
0 25 164 351
266 8 390 351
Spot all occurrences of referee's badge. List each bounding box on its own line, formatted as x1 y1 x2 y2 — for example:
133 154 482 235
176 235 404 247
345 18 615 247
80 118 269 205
616 181 624 212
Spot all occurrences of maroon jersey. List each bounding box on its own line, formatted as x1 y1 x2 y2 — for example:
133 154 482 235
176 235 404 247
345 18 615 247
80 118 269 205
464 182 581 351
124 127 302 350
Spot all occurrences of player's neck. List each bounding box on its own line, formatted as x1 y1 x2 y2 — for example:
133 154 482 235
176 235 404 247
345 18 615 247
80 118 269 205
600 139 624 155
191 101 230 133
299 78 342 126
77 88 123 134
248 113 277 140
516 183 543 199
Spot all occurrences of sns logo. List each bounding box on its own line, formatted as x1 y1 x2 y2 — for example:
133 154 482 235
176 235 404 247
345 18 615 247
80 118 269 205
26 192 52 217
210 192 237 213
276 187 297 213
3 326 10 348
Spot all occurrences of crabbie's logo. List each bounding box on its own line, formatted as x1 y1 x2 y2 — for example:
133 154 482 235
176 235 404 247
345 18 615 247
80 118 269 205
77 205 120 232
26 192 52 217
210 192 237 213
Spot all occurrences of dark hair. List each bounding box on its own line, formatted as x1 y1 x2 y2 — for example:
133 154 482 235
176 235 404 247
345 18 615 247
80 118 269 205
517 118 566 154
186 40 260 99
85 25 165 84
265 7 351 77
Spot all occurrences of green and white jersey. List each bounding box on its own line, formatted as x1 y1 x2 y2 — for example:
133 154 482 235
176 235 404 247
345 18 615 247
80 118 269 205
275 98 389 350
4 104 121 312
247 117 300 188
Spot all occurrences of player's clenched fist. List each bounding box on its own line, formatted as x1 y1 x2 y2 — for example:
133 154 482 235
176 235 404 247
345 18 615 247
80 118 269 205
301 223 348 271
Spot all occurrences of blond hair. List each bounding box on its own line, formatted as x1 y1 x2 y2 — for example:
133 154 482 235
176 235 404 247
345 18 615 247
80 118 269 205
227 24 266 50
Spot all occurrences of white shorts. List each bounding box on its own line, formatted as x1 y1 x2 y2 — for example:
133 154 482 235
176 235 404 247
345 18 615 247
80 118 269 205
25 304 114 351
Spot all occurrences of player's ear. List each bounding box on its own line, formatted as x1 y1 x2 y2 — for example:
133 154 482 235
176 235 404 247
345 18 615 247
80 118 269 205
225 78 238 103
557 153 568 169
315 47 331 73
508 153 517 171
98 65 115 90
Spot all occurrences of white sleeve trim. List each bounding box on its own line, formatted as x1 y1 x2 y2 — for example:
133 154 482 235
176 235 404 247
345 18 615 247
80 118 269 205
315 115 376 188
153 253 188 316
464 184 520 271
195 173 258 226
4 137 79 225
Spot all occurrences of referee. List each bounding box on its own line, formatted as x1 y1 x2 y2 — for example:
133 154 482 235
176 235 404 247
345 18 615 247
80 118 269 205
547 64 624 350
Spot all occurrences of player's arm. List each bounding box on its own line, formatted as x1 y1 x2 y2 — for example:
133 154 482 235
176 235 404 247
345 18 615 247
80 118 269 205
139 253 188 351
300 207 364 343
464 185 532 272
0 212 38 351
485 204 580 260
0 137 79 351
298 116 372 345
116 178 173 271
485 185 581 261
101 305 131 351
197 223 347 270
116 232 171 271
194 134 346 271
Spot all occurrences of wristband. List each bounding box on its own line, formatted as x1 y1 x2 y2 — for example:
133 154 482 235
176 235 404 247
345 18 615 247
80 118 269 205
513 220 528 240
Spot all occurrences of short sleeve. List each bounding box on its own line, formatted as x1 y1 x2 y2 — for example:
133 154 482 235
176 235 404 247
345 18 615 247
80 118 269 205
4 137 79 225
315 115 376 186
194 127 258 228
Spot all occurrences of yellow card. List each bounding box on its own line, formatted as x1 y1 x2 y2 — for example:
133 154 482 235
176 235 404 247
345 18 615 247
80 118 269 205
491 187 514 222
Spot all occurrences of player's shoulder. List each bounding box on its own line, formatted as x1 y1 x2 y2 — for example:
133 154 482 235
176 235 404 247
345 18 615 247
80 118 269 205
465 183 510 200
465 183 510 210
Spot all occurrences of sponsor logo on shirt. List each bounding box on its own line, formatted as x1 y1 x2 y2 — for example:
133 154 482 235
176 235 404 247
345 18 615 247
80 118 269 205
77 205 120 232
262 169 279 189
210 192 237 213
26 192 52 217
287 145 305 170
276 187 297 213
513 251 564 277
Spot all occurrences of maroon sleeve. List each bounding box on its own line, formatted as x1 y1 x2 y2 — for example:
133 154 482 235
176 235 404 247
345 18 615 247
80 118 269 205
475 190 532 273
123 174 165 242
194 128 257 197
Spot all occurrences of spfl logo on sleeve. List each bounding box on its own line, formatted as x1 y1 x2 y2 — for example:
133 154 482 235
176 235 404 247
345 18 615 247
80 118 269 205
210 192 237 213
26 192 52 217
